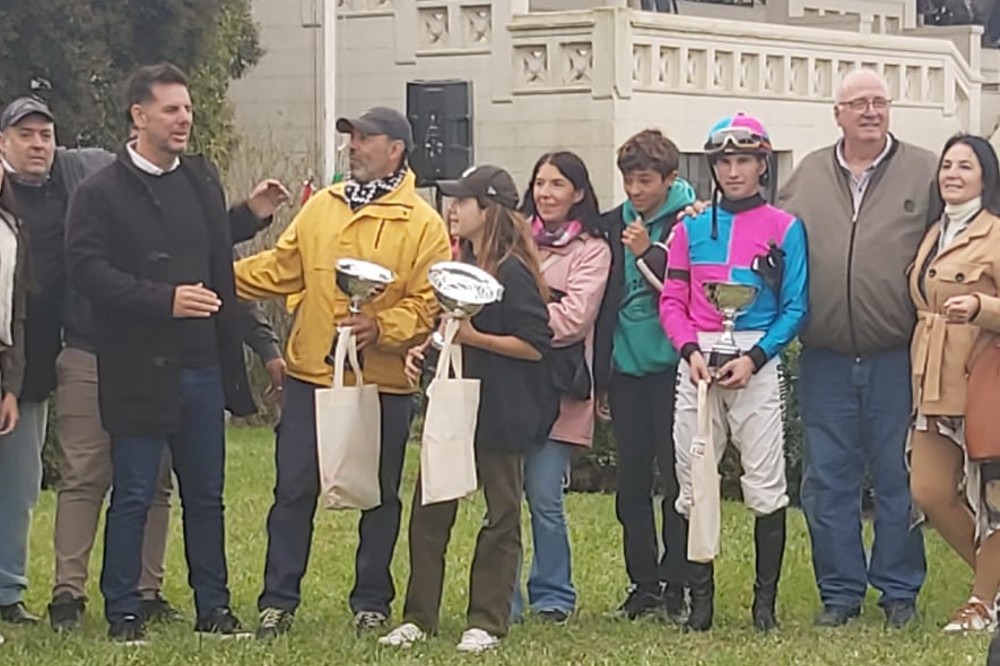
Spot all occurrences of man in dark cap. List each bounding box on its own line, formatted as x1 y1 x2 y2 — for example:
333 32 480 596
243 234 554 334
234 105 450 640
0 96 115 626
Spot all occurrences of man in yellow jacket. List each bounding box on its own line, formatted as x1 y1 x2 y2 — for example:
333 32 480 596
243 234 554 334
233 107 451 640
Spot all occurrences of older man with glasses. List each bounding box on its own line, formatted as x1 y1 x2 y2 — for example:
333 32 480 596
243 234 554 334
776 69 941 629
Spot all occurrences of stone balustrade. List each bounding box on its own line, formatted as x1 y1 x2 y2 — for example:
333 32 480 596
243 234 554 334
765 0 916 34
505 8 981 131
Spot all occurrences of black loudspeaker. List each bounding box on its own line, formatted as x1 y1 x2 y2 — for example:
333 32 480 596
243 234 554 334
406 80 473 188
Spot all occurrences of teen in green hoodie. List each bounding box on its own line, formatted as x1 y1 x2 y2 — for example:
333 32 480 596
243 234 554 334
593 129 697 621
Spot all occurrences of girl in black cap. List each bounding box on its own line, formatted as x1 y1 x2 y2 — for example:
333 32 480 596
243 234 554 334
381 165 557 653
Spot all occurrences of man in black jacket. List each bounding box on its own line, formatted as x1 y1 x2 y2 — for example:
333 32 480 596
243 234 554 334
65 63 287 644
46 116 286 634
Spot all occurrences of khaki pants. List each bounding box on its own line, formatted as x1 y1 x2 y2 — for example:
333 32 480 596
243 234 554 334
52 347 172 601
403 450 523 637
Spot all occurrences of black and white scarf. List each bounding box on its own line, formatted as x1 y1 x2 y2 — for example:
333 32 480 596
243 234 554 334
344 169 406 211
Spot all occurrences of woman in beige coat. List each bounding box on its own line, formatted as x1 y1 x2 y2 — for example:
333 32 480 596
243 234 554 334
909 134 1000 634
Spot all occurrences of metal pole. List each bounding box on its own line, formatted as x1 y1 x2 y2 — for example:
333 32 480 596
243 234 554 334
323 0 338 184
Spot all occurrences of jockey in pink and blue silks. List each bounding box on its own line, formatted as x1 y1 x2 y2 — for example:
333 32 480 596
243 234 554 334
660 112 809 633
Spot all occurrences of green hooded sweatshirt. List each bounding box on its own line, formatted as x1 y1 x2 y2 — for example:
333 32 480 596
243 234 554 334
612 179 697 377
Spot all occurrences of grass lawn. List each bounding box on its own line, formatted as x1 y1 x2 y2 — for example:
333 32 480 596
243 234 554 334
2 427 993 665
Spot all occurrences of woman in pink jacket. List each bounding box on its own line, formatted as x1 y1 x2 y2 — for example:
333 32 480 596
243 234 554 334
512 152 611 623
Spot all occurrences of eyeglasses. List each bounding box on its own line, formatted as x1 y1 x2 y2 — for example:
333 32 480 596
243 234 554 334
704 127 772 155
838 97 891 112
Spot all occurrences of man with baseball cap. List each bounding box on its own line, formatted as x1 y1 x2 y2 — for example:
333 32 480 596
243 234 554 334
0 95 116 627
334 107 413 151
234 104 450 639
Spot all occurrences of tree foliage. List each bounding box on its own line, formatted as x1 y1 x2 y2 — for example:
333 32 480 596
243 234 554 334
0 0 263 169
3 0 265 488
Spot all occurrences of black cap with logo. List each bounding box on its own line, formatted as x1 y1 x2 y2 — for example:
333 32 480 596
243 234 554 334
435 165 520 209
336 106 412 150
0 97 55 131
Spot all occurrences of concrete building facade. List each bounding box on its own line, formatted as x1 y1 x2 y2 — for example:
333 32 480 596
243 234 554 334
229 0 995 204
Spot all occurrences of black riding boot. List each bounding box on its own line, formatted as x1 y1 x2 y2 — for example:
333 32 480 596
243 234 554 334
752 508 786 632
685 560 714 632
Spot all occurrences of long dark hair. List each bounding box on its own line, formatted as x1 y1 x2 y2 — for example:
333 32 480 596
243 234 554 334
519 151 602 237
939 134 1000 215
460 198 549 301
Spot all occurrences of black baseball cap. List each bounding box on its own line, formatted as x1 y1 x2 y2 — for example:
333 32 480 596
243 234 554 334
336 106 412 150
0 97 54 131
436 165 520 209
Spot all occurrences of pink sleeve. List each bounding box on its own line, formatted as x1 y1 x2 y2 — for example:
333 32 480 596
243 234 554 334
547 239 612 346
660 221 698 352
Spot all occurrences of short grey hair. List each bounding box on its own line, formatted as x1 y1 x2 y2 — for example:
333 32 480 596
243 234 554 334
835 69 889 104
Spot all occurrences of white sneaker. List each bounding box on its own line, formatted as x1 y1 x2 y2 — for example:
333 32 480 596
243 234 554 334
943 597 996 634
378 622 426 648
456 628 501 653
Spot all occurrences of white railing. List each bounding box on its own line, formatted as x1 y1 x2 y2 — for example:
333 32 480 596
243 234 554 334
333 3 982 130
766 0 916 34
504 8 981 129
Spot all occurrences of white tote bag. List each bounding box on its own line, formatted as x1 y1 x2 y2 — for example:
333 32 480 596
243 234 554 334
420 318 480 505
687 379 722 563
314 328 382 511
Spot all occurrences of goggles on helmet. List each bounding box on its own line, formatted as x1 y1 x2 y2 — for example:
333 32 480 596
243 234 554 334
704 127 772 155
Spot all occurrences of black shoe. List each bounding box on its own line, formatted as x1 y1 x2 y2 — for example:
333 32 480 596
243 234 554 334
536 609 570 625
883 600 918 630
139 594 184 623
108 614 147 645
988 628 1000 666
685 562 714 632
256 607 294 640
48 594 85 633
814 605 861 627
752 509 786 632
194 607 251 639
354 610 388 633
610 584 665 620
663 585 689 625
0 601 40 625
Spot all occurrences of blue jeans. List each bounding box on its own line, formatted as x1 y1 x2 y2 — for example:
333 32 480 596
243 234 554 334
101 366 229 623
799 347 926 609
0 400 47 606
512 439 576 619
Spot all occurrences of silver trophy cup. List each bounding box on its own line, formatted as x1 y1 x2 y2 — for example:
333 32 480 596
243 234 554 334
326 258 395 367
335 258 395 314
702 281 759 373
427 262 504 350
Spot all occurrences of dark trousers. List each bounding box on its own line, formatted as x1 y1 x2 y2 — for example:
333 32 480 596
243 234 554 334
799 346 926 609
403 450 523 637
609 369 686 589
101 365 228 623
258 377 414 614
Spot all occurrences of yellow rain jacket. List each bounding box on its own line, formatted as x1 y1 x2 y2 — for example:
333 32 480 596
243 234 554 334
234 170 450 392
